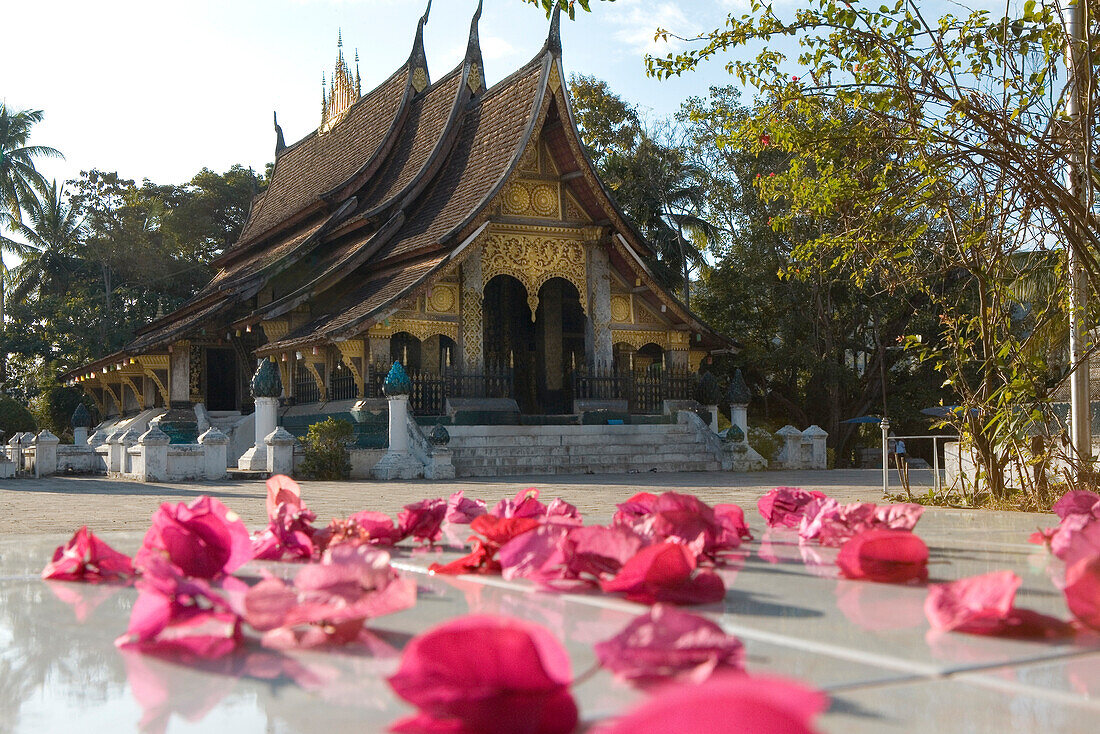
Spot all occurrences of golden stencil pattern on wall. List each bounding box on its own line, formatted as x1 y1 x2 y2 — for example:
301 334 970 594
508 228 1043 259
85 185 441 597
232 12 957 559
412 67 428 93
370 318 459 343
481 232 588 318
426 283 459 314
610 294 632 323
689 349 708 372
667 331 691 350
137 355 170 406
636 301 663 325
610 329 668 351
501 179 561 219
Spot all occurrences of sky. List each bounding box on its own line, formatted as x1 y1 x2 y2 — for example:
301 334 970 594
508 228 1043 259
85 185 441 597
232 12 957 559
2 0 763 193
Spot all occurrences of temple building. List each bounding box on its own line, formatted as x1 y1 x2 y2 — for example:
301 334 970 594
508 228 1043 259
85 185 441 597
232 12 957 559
65 2 734 458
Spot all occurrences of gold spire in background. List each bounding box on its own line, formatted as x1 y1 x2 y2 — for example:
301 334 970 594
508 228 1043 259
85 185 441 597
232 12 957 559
320 30 361 133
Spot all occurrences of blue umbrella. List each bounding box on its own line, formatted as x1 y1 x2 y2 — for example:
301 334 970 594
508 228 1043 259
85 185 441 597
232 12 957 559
841 415 883 424
921 406 979 418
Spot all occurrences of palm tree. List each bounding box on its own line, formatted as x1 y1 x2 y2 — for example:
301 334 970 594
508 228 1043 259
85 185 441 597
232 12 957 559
604 135 718 305
0 181 86 304
0 104 62 383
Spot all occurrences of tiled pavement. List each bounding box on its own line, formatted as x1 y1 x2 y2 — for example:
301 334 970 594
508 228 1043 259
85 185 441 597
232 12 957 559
2 470 1096 732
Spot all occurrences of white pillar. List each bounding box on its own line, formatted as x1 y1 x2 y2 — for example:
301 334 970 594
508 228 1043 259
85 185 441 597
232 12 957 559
776 425 802 469
169 343 190 405
265 427 297 476
706 405 719 433
729 403 748 443
199 427 230 480
388 395 409 454
106 429 125 474
73 427 89 447
880 417 891 496
802 425 828 470
238 396 278 471
33 430 60 477
138 426 170 482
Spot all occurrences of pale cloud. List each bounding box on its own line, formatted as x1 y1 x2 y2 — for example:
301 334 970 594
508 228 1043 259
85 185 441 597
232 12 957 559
480 34 516 62
607 0 704 56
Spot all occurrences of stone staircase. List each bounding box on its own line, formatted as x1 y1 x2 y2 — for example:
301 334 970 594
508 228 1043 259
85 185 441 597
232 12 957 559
447 423 722 477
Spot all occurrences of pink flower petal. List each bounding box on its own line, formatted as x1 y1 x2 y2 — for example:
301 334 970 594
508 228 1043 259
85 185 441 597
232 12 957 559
592 674 827 734
544 498 583 526
836 530 929 583
499 524 570 583
135 496 253 579
714 503 753 544
1065 556 1100 631
594 604 745 686
1053 490 1100 520
388 615 577 734
445 491 487 525
266 474 303 521
757 487 827 529
491 487 547 519
600 542 726 605
399 499 448 544
562 525 644 580
42 526 134 582
925 571 1020 634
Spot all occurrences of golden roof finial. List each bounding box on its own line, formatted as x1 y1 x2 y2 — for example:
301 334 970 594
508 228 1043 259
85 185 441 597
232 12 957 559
320 30 361 132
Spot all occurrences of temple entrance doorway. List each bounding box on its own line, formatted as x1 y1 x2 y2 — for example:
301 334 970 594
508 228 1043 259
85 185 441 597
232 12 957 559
205 348 238 411
483 275 584 414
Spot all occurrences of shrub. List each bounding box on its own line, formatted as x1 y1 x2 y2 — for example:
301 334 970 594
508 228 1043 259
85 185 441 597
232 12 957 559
298 418 354 480
748 425 781 463
0 395 37 440
33 383 96 442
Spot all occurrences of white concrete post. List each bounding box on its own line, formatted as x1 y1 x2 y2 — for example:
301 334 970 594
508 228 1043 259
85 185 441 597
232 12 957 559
388 395 410 454
33 430 60 477
105 430 124 474
265 427 297 476
198 427 230 480
776 425 803 469
119 428 140 476
729 403 748 443
706 405 720 433
239 396 278 471
880 417 891 496
138 426 170 482
8 433 25 471
73 427 89 447
802 425 828 470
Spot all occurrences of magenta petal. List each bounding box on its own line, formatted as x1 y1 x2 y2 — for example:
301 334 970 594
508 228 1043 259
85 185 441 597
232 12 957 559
387 615 577 734
266 474 303 520
592 674 827 734
563 525 644 579
445 491 487 525
499 524 570 583
136 496 252 578
594 604 745 686
757 487 827 529
836 530 929 583
399 499 448 543
924 571 1020 634
601 542 726 605
1065 556 1100 631
1053 490 1100 520
42 526 134 582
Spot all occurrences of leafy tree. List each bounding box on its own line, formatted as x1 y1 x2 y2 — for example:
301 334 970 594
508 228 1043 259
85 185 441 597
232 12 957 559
0 181 86 305
645 0 1100 495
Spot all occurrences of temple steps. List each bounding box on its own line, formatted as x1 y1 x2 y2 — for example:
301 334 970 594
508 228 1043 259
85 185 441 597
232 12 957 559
446 423 721 477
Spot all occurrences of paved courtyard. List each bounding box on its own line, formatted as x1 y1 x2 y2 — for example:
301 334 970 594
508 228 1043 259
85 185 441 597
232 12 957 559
0 468 911 536
5 469 1097 733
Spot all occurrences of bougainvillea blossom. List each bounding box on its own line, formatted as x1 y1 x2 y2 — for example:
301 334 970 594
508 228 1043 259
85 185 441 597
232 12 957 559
600 541 726 605
116 557 243 659
1064 556 1100 631
925 571 1072 638
398 498 447 544
42 526 134 582
429 515 541 576
492 487 548 519
244 545 416 649
756 487 827 529
594 604 745 686
445 490 487 524
135 496 253 579
836 530 929 583
387 615 578 734
265 474 303 521
593 674 827 734
251 503 317 562
799 499 923 547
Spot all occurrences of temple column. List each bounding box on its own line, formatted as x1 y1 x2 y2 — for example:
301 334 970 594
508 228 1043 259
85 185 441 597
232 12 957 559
585 243 613 370
666 348 689 371
169 341 190 406
460 247 484 371
542 283 563 391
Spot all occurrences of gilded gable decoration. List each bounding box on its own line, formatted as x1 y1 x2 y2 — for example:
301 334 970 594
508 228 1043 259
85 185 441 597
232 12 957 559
426 283 459 314
412 67 429 93
320 31 361 133
610 294 632 323
481 228 587 319
369 318 459 343
502 180 561 219
610 329 668 351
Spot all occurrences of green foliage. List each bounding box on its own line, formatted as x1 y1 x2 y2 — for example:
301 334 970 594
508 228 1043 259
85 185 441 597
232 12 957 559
0 394 36 439
748 425 781 462
298 418 353 480
30 365 94 442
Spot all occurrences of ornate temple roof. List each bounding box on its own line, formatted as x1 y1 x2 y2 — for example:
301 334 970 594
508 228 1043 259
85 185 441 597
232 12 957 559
66 1 732 380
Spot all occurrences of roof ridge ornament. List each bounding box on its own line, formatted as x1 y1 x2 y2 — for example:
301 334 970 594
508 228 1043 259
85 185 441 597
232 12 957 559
273 111 286 156
464 0 485 94
546 1 562 56
409 0 432 93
